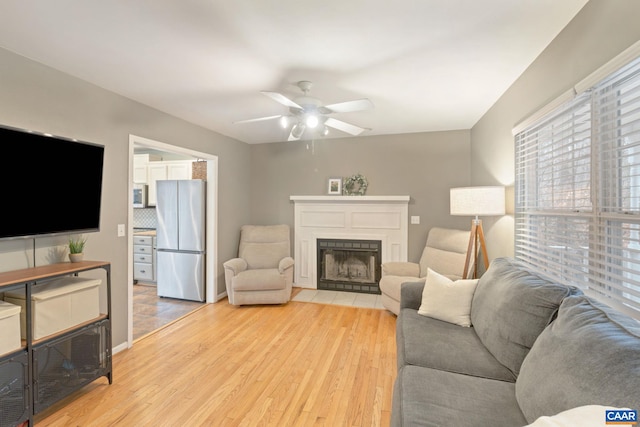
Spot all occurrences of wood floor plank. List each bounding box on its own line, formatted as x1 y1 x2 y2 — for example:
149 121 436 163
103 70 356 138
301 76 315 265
35 297 397 426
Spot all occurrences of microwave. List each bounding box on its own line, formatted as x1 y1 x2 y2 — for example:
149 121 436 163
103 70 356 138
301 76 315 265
133 184 148 208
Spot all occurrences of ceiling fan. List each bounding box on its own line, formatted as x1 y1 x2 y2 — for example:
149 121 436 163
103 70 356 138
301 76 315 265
234 81 374 141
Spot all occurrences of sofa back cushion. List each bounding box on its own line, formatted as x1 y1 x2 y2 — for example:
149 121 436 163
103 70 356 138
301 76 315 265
419 227 469 279
516 295 640 423
470 258 578 376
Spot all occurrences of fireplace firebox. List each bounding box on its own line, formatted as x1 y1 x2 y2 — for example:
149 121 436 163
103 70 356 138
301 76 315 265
317 239 382 294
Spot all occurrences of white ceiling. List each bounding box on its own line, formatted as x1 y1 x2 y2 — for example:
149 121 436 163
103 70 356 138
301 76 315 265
0 0 588 144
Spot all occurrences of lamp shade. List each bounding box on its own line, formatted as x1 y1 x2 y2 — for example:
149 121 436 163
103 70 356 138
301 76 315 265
450 186 505 216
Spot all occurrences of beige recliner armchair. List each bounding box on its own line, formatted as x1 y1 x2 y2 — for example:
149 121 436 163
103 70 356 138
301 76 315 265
223 224 295 306
379 227 470 315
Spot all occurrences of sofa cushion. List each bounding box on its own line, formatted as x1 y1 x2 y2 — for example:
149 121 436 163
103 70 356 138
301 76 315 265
391 365 528 427
516 295 640 423
397 309 516 381
470 257 578 376
418 268 479 327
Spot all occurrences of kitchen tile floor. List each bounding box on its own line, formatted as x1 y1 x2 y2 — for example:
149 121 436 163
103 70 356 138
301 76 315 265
133 283 205 341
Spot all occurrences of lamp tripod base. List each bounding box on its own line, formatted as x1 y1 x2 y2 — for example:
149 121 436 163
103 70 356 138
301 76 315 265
462 218 490 279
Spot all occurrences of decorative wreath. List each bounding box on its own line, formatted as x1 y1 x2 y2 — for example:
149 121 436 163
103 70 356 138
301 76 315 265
343 173 368 196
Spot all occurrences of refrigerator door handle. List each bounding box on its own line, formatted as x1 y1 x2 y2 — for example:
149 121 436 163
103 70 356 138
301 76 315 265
157 248 205 255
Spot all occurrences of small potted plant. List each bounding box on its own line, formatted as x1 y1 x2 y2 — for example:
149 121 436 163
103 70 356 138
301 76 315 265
68 235 87 263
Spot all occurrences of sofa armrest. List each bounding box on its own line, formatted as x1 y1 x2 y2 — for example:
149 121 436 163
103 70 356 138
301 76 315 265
400 281 425 311
382 262 420 277
223 258 248 276
278 257 295 274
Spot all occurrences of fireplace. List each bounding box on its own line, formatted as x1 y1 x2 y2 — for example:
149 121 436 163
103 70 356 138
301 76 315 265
290 195 409 290
317 239 382 294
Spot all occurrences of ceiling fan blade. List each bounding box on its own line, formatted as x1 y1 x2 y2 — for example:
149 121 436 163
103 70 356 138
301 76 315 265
261 91 303 109
322 98 374 114
233 115 281 124
325 118 369 136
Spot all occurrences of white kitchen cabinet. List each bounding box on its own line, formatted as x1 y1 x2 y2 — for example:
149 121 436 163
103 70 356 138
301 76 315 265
147 160 193 206
133 235 155 282
133 154 162 184
147 164 168 206
167 162 192 180
133 165 148 184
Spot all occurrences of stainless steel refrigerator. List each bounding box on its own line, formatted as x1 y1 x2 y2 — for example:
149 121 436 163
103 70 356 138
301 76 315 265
156 179 206 302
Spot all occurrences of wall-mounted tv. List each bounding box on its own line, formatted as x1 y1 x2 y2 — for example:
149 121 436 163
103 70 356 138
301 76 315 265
0 124 105 241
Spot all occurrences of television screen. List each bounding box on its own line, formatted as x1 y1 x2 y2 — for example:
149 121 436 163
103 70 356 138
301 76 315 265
0 125 105 240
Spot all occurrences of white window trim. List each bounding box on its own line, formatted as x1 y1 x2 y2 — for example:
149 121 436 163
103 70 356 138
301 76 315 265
515 50 640 320
513 39 640 136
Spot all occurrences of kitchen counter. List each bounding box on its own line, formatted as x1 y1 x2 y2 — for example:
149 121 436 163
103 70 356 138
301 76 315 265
134 230 156 237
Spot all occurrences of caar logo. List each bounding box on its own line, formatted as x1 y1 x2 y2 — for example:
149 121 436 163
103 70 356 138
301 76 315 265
606 409 638 425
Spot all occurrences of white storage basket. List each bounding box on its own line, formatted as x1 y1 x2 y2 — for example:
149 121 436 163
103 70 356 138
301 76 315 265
0 300 21 355
4 277 101 340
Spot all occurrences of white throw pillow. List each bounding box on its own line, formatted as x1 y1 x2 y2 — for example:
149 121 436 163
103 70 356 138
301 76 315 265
417 268 478 327
525 405 632 427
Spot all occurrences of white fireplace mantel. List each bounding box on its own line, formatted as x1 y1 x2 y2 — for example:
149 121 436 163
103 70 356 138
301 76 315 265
290 195 410 289
290 195 410 203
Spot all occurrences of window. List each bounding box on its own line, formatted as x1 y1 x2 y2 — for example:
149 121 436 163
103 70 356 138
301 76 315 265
515 56 640 319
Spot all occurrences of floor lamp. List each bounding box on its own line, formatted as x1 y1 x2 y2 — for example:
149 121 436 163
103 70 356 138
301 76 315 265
450 186 505 279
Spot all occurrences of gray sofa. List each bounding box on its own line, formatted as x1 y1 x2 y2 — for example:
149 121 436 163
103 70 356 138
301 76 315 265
391 257 640 426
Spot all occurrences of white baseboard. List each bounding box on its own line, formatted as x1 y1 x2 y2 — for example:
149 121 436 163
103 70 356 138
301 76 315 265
112 341 129 355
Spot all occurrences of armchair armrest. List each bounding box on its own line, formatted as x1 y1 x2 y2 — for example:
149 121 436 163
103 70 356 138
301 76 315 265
223 258 248 276
279 257 295 274
382 262 420 278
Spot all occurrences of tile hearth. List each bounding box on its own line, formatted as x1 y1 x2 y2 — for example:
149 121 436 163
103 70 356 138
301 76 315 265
292 288 385 309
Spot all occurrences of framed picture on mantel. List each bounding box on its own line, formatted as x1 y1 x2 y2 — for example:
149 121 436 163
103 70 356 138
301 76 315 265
328 178 342 195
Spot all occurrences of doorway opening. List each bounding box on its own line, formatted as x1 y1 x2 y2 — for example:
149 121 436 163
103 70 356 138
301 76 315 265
127 134 219 347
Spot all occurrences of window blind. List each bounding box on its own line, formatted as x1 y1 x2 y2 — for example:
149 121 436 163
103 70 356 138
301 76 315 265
515 56 640 319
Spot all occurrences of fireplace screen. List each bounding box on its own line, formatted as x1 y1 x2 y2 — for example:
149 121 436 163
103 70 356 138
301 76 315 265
317 239 382 294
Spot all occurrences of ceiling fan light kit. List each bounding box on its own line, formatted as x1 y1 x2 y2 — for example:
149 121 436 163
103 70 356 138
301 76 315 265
291 123 306 139
279 116 290 129
235 80 374 142
305 114 319 128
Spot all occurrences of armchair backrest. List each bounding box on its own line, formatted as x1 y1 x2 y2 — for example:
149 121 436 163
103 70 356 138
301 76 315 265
419 227 470 280
239 224 291 269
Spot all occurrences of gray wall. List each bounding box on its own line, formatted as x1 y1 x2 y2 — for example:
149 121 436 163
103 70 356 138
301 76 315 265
6 0 637 350
250 130 471 261
471 0 640 259
0 47 251 348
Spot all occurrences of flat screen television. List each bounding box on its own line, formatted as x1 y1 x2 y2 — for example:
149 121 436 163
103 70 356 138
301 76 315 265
0 124 105 240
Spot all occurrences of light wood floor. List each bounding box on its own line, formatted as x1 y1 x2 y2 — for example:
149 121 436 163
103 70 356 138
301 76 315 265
35 296 398 426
